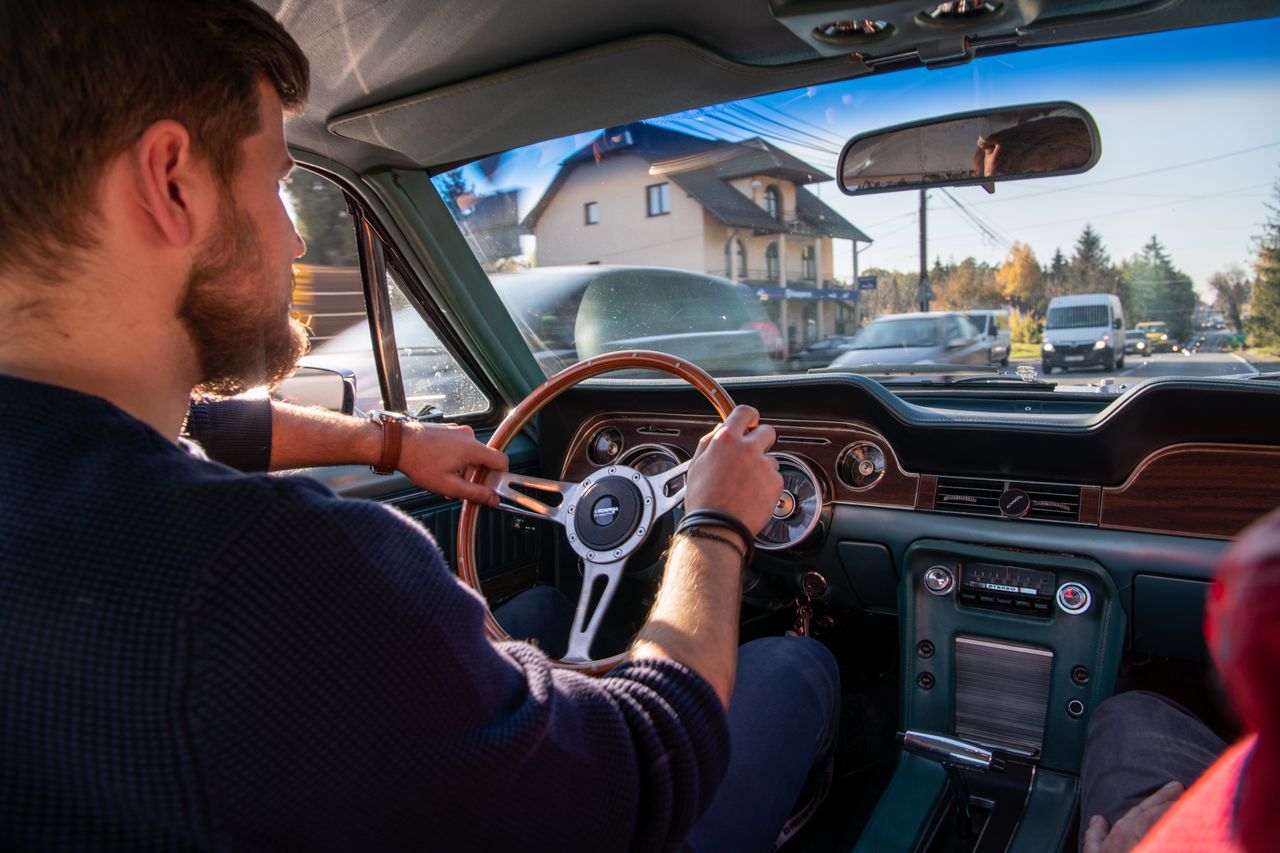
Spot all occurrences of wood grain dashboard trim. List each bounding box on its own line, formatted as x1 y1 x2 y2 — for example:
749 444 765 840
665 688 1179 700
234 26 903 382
1099 443 1280 539
562 414 920 509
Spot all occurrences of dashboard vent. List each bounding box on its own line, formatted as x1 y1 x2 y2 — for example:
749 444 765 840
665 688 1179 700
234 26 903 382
1018 483 1082 522
935 478 1003 516
933 478 1083 523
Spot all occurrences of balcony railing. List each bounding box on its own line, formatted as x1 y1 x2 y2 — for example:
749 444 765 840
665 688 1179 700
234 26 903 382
708 268 847 290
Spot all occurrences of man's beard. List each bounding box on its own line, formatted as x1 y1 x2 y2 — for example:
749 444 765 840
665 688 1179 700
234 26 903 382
179 199 309 397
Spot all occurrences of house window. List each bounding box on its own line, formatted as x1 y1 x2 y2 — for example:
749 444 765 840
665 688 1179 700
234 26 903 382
801 245 816 280
763 186 780 219
736 240 748 278
646 183 671 217
766 243 779 280
584 201 598 225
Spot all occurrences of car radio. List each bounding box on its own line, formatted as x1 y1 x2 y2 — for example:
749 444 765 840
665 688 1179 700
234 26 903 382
957 562 1056 616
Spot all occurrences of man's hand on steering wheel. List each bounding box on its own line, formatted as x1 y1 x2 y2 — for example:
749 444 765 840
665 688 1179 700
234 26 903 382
684 405 783 548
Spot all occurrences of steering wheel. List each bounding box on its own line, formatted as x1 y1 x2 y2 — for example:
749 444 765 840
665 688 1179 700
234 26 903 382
456 350 735 674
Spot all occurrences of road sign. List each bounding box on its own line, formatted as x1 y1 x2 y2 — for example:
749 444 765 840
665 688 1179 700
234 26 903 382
857 275 878 291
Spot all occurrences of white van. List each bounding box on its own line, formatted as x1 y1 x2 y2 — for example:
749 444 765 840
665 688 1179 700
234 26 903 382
966 309 1011 367
1041 293 1125 373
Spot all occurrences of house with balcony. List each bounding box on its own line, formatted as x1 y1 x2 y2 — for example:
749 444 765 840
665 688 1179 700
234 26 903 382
521 122 872 349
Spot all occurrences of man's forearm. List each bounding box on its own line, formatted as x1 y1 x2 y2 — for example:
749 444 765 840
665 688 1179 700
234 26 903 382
631 534 745 708
267 402 382 471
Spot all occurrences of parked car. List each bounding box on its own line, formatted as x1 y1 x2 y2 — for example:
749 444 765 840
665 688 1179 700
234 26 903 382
1041 293 1125 373
785 335 857 371
828 312 987 369
1123 329 1150 356
300 266 775 412
966 309 1011 366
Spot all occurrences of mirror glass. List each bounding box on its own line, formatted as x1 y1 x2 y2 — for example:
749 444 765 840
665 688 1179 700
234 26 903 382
272 365 357 415
838 102 1099 195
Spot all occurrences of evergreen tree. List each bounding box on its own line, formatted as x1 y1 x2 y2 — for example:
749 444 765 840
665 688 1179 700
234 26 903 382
1125 235 1196 341
1065 225 1122 297
1249 178 1280 348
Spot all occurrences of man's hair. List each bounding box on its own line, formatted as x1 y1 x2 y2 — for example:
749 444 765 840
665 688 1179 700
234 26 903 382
0 0 309 282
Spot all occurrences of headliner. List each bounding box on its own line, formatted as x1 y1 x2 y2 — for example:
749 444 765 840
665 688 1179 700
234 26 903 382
260 0 1275 172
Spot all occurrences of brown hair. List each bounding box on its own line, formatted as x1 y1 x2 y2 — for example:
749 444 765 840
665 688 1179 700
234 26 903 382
0 0 309 283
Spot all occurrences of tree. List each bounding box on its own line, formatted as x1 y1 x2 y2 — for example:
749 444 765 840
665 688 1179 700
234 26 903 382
1124 235 1196 341
931 257 1002 311
1207 265 1252 335
996 242 1042 312
1249 178 1280 348
858 267 919 318
284 173 358 266
1064 225 1123 299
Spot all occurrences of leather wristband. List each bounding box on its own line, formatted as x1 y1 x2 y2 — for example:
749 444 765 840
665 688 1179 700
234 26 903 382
368 411 406 475
675 508 756 566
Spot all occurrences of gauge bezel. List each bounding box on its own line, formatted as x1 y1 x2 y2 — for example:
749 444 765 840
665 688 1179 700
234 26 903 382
756 452 824 551
836 440 887 491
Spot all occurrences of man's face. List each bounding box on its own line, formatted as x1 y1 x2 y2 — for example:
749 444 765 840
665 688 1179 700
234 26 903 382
180 80 308 396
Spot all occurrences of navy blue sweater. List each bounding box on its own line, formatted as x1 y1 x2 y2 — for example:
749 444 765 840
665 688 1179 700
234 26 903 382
0 375 729 851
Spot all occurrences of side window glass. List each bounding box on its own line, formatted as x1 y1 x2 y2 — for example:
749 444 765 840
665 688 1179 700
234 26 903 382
284 168 383 409
386 271 490 418
285 167 489 418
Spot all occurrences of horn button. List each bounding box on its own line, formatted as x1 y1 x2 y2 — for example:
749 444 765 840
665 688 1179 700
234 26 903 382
575 477 644 551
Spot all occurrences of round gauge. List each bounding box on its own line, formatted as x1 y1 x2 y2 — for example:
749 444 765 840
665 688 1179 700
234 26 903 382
756 453 823 551
588 427 624 465
839 441 886 489
618 444 685 496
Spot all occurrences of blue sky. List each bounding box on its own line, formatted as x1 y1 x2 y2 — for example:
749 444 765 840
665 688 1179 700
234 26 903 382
444 17 1280 297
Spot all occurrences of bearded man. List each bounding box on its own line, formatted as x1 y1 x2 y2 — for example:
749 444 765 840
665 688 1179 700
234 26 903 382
0 2 838 850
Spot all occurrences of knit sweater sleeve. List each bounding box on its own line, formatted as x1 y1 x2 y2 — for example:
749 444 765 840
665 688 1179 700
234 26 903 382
178 477 730 852
184 397 273 473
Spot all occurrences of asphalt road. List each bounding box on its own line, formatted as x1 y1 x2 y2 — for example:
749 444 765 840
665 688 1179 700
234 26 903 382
1010 346 1260 388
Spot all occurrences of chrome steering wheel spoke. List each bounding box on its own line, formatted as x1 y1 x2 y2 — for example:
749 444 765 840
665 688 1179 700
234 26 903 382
648 459 691 518
563 559 627 663
483 470 580 526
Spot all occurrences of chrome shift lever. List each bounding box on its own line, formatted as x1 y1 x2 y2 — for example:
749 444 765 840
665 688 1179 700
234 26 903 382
897 730 1006 773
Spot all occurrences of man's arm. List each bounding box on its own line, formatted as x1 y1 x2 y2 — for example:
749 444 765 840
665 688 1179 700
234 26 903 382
188 397 506 505
632 405 782 707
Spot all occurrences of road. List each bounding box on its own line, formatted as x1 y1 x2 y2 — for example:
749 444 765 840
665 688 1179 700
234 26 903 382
1011 343 1260 388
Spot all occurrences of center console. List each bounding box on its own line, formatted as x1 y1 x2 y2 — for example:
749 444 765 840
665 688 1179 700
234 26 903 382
855 540 1126 853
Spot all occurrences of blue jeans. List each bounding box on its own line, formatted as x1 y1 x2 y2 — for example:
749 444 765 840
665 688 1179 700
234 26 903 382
496 589 841 852
1079 691 1227 843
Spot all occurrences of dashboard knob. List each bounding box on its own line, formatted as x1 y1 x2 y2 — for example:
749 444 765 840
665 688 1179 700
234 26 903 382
1056 582 1091 615
924 566 954 595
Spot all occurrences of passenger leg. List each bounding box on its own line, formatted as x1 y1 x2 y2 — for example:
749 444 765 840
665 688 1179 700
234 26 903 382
1079 690 1227 839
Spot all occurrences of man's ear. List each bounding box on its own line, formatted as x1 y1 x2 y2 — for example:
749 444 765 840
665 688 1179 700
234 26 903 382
132 120 212 249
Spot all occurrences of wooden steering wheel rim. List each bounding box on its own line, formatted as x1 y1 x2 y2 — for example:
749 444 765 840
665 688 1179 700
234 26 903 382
456 350 735 674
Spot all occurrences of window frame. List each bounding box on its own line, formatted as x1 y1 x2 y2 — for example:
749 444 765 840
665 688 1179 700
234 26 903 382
584 201 599 226
646 182 671 217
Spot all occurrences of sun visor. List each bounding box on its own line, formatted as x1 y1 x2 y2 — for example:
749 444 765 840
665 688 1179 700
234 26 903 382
327 35 869 168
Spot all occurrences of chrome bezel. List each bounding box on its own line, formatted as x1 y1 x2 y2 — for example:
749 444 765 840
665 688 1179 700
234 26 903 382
756 452 824 551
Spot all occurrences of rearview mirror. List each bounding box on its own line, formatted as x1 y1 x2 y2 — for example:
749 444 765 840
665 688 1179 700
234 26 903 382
838 102 1100 196
272 365 358 415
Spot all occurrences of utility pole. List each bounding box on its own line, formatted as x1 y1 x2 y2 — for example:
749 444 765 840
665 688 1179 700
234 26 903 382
917 189 931 312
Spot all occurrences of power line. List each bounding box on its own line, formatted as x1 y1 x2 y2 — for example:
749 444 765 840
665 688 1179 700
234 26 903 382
966 140 1280 207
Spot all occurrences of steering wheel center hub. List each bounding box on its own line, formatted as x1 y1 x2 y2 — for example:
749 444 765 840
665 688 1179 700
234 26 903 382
575 476 643 550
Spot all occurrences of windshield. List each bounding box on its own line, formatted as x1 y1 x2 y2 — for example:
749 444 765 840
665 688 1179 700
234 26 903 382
851 318 940 349
435 18 1280 390
1047 306 1110 330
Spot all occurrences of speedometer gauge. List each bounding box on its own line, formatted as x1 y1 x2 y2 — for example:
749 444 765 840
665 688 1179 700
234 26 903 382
618 444 686 496
756 453 822 551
